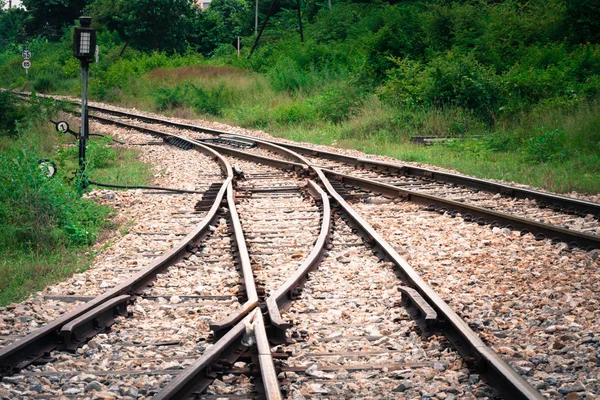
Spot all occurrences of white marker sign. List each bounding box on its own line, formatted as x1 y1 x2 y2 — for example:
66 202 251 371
57 121 69 133
22 60 31 69
22 50 31 60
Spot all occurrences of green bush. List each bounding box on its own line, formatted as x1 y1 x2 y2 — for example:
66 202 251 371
87 137 118 169
0 91 27 136
152 85 187 111
33 74 58 93
274 101 318 126
189 83 227 116
268 57 316 93
522 127 569 163
151 83 227 115
312 85 363 125
380 53 500 122
0 139 110 249
232 105 272 129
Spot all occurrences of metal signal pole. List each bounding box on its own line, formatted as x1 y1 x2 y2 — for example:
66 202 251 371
255 0 259 33
73 17 96 190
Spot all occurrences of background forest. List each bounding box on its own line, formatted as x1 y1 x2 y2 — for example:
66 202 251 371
0 0 599 195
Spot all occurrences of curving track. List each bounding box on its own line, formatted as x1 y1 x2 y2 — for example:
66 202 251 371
4 94 599 398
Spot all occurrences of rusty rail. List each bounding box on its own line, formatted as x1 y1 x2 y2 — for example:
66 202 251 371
266 180 332 343
9 96 552 397
209 176 258 337
312 167 544 400
323 169 600 249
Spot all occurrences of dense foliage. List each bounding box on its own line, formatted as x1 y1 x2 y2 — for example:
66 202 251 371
0 93 111 251
0 0 599 193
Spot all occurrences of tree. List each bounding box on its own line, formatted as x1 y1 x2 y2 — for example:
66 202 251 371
205 0 252 42
21 0 87 40
0 7 30 49
87 0 197 53
565 0 600 44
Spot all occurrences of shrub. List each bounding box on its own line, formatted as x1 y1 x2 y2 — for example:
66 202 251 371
232 105 272 129
268 57 315 93
33 75 58 93
151 83 227 115
380 53 500 122
312 85 364 125
363 4 427 80
0 139 110 249
274 102 318 126
152 86 187 111
0 91 26 136
522 127 569 163
189 83 227 116
87 137 117 169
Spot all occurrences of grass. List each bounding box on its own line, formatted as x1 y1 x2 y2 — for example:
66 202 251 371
106 70 600 194
5 61 600 195
0 248 94 306
0 108 153 306
48 115 154 187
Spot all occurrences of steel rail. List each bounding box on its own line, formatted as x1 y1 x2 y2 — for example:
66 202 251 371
77 102 599 219
152 311 254 400
253 310 283 400
198 130 599 249
89 106 595 248
193 140 308 173
209 178 259 337
257 140 600 219
180 135 543 399
155 308 282 400
7 95 569 396
0 138 232 376
310 166 544 400
155 178 281 398
266 180 332 344
89 113 308 173
323 168 600 249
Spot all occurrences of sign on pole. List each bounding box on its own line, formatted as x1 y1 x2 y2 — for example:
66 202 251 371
57 121 70 134
22 50 31 76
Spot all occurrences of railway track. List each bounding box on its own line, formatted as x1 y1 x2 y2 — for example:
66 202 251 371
278 209 496 398
81 104 600 251
3 93 598 398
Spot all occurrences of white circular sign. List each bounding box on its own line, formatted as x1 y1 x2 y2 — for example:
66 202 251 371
57 121 69 133
22 60 31 69
22 50 32 60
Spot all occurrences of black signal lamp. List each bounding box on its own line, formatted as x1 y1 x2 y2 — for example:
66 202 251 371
73 17 96 62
